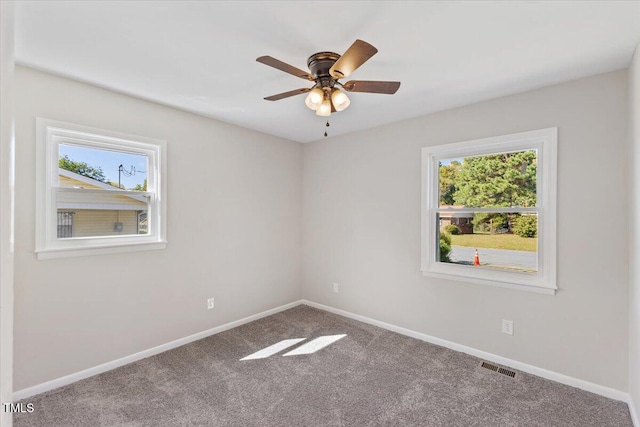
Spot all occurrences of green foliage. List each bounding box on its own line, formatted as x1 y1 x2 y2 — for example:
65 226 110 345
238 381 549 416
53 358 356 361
131 179 147 192
439 232 452 262
444 224 460 235
472 213 509 234
438 161 461 206
453 151 537 208
59 155 106 182
512 215 538 238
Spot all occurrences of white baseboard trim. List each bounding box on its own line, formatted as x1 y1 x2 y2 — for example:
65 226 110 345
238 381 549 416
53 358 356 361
13 300 304 401
629 396 639 427
14 297 636 424
301 300 631 404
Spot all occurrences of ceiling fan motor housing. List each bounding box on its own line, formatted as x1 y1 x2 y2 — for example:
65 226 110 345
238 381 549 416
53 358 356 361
307 52 341 89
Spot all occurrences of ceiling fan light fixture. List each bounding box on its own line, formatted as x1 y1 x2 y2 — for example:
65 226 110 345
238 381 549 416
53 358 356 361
305 87 324 110
331 88 350 112
257 39 400 123
316 98 332 116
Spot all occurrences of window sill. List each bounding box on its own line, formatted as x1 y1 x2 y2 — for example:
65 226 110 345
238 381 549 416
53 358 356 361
36 241 167 260
421 270 557 295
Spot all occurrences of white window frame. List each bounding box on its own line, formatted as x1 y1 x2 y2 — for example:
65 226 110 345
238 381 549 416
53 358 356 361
36 118 167 260
421 128 557 295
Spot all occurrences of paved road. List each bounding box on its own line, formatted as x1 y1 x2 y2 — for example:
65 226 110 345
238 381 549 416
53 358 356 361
450 246 537 270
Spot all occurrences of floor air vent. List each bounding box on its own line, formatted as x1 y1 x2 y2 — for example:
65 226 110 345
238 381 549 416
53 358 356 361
481 361 499 372
498 367 516 378
481 362 516 378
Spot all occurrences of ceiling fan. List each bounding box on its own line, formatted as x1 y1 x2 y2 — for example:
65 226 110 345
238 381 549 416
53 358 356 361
256 39 401 117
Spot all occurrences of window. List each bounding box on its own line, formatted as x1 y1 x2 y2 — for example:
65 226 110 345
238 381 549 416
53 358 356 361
421 128 557 294
57 211 74 238
36 119 167 259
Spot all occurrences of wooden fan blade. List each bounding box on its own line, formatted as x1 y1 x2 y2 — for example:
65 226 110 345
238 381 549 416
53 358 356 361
329 40 378 79
342 80 401 94
256 56 313 80
264 87 311 101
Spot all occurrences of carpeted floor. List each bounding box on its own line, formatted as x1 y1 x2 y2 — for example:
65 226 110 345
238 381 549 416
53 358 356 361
15 304 632 426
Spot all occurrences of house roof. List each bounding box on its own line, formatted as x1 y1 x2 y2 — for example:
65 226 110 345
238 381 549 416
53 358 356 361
439 210 475 218
59 168 122 191
58 168 147 209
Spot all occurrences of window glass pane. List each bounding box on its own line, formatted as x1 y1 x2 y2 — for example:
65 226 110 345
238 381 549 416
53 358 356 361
57 190 149 238
137 212 148 235
437 212 538 273
59 143 148 191
438 150 537 208
56 209 149 238
57 211 74 238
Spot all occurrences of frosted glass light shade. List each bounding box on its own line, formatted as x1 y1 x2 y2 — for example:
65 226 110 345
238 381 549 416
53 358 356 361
305 88 324 110
331 89 350 112
316 98 332 116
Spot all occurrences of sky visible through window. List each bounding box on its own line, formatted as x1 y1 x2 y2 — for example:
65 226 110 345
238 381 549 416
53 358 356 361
439 158 462 166
59 144 147 189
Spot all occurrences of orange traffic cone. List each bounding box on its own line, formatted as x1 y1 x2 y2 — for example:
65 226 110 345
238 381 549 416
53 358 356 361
473 249 480 266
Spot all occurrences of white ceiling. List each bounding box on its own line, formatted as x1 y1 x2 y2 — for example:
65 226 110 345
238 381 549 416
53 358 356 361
14 1 640 143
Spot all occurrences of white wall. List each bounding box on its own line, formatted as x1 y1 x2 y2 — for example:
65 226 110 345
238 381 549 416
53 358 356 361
11 61 635 402
0 2 15 426
13 67 303 390
629 41 640 422
303 70 629 391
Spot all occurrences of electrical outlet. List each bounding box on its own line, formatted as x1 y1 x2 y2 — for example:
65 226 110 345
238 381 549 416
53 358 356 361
207 297 215 310
502 319 514 336
333 283 339 293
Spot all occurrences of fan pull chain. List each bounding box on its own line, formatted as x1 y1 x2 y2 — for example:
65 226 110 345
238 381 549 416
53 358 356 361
324 120 330 137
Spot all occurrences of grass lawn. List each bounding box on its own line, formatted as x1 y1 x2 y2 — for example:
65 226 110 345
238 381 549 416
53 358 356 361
449 232 537 252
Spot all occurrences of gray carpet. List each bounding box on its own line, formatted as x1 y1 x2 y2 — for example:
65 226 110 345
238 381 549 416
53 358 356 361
15 305 632 426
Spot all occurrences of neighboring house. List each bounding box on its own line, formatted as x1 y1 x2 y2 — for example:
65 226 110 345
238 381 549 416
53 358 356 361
57 168 147 238
439 208 474 234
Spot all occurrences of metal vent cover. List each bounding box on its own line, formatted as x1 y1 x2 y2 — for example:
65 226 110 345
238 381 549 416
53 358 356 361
481 361 516 378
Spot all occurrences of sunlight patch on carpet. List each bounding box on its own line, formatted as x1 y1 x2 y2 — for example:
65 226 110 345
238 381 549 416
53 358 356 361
282 334 347 356
240 338 306 360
